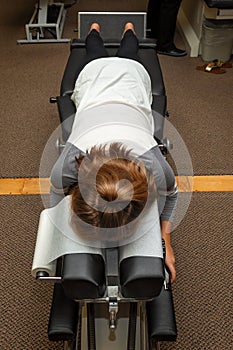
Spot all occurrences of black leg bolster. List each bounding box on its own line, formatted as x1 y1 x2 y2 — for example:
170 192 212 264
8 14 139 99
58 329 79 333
48 283 79 342
147 284 177 342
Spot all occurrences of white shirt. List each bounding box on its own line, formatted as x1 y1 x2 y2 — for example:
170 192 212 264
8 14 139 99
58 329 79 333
69 57 157 153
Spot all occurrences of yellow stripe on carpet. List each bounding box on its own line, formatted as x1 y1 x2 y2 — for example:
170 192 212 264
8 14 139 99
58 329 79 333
0 178 50 195
0 176 233 195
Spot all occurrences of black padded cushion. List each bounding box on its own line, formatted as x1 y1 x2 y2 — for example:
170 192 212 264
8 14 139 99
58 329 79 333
71 37 157 49
48 283 79 341
61 38 165 97
56 95 75 141
147 284 177 342
151 96 166 141
62 253 106 300
120 256 164 298
204 0 233 8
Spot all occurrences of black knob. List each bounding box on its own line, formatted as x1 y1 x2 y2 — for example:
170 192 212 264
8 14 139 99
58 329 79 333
50 97 57 104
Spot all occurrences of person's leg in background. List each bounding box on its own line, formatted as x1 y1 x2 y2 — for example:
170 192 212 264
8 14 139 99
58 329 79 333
147 0 187 57
146 0 162 39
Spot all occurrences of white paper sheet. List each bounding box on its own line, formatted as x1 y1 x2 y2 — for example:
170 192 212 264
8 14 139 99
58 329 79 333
32 196 163 277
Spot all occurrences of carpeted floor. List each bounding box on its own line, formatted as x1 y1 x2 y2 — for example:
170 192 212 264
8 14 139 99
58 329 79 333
0 193 232 349
0 1 233 349
0 195 64 350
167 192 233 350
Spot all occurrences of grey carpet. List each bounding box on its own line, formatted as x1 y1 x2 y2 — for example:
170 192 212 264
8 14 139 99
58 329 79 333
0 193 232 349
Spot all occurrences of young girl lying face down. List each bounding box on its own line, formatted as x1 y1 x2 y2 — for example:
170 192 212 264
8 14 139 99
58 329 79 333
50 23 178 282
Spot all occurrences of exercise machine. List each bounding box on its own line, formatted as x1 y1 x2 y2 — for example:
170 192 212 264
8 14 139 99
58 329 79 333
17 0 77 44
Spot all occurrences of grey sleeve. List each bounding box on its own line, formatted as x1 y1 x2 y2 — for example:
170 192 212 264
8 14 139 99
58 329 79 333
50 143 82 206
138 146 178 222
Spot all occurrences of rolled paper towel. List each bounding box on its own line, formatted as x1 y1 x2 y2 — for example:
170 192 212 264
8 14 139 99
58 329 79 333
31 196 104 278
32 209 58 277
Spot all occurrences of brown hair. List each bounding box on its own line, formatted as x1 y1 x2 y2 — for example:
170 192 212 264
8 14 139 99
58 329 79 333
71 143 156 237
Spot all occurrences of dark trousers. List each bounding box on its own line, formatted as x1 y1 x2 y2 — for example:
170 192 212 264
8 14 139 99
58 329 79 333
77 29 141 74
147 0 182 49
